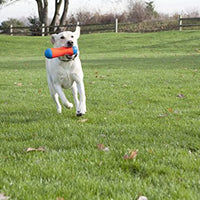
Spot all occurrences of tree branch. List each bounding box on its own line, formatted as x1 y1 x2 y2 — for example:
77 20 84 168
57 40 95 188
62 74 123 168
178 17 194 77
0 0 21 8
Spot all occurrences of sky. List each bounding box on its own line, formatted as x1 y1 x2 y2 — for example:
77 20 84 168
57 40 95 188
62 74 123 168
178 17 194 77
0 0 200 23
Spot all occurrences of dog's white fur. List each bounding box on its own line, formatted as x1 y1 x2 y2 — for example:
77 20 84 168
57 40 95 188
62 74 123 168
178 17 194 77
45 26 86 116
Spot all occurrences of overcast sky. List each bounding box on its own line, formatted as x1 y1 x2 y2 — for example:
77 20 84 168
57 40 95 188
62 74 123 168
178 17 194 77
0 0 200 23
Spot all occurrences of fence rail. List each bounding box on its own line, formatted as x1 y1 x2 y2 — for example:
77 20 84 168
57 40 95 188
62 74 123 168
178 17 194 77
1 17 200 36
178 16 200 31
0 22 116 36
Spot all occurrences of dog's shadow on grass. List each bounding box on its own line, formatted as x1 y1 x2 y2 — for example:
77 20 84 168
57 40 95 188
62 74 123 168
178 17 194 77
0 109 54 124
0 108 79 124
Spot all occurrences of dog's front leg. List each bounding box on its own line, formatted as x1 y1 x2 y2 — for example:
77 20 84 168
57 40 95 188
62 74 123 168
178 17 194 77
76 81 86 116
54 84 73 109
71 82 79 112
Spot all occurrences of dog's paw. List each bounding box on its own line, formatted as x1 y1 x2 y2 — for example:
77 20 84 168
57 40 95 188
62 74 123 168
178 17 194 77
57 107 62 114
65 102 73 109
76 111 85 117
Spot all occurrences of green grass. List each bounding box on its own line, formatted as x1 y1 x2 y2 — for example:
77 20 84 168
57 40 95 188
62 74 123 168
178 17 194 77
0 31 200 200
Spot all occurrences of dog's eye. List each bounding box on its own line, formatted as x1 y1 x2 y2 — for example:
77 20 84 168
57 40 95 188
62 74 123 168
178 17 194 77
71 35 74 38
60 36 65 39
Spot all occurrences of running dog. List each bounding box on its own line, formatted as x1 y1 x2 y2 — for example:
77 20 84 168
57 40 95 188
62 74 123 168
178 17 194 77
45 26 86 116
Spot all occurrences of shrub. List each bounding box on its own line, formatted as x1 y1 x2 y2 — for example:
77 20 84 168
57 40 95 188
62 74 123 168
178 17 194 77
27 16 42 36
1 18 25 33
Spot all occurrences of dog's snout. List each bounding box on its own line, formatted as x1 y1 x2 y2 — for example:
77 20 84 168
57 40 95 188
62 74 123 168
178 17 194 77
67 40 74 47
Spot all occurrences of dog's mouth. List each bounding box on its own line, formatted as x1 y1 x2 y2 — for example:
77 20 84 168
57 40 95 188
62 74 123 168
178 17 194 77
65 55 73 60
57 40 77 62
58 46 77 62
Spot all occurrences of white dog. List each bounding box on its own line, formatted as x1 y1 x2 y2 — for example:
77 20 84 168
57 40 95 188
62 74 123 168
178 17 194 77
45 26 86 116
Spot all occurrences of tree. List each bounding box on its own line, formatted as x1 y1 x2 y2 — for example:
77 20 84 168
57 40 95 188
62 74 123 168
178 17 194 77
1 18 25 33
28 16 42 36
1 0 69 28
128 0 146 22
145 1 158 18
49 0 69 32
35 0 48 25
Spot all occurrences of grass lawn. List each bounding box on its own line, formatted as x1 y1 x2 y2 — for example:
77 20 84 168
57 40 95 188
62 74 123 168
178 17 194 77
0 30 200 200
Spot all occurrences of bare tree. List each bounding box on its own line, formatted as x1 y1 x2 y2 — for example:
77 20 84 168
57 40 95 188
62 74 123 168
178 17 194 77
49 0 69 32
128 0 146 22
34 0 70 28
36 0 48 25
1 0 69 28
59 0 69 26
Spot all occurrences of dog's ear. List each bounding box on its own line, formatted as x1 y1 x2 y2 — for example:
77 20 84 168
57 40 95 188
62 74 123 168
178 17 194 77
51 34 58 44
74 26 80 39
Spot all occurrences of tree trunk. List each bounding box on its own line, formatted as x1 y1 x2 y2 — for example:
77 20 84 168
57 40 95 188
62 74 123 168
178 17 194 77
50 0 69 33
35 0 48 35
60 0 69 26
35 0 43 23
43 0 48 25
35 0 48 24
35 0 69 34
49 0 63 32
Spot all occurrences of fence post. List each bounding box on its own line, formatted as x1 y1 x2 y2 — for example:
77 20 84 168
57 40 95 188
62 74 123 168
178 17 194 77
115 18 118 33
10 24 13 36
42 23 45 36
179 15 182 31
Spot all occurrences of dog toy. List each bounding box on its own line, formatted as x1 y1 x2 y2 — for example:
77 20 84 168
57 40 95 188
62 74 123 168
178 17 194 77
44 46 78 59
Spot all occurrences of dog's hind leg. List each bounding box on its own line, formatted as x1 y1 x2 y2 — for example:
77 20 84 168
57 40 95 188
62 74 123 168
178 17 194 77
47 76 62 113
54 84 73 110
52 93 62 113
48 81 62 113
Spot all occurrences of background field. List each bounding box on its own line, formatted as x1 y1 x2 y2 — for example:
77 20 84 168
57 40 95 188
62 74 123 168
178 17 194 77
0 31 200 200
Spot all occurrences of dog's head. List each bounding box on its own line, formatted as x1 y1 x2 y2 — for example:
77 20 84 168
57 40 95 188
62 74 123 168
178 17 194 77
51 26 80 61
